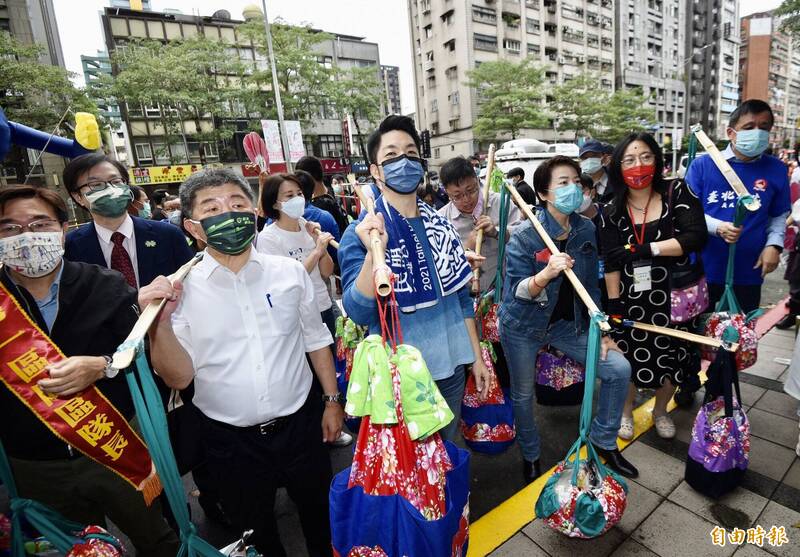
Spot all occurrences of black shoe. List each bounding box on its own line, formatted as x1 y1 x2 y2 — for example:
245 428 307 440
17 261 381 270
674 387 695 408
594 445 639 479
776 313 798 330
523 459 542 484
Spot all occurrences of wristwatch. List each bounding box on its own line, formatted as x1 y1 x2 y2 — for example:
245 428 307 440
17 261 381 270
322 392 344 404
101 355 120 379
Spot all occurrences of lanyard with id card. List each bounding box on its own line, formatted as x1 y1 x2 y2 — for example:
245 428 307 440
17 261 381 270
632 259 652 292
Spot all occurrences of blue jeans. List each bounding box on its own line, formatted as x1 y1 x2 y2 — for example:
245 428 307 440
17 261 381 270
500 319 631 462
436 366 466 443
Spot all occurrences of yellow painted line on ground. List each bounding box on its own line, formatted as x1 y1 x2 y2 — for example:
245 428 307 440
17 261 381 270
466 373 709 557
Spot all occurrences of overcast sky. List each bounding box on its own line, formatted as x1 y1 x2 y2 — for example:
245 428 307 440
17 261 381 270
53 0 782 117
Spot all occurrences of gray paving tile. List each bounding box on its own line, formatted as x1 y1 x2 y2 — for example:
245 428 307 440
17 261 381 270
633 500 736 557
668 481 769 529
739 383 768 407
611 539 660 557
617 442 685 496
782 460 800 491
522 521 625 557
671 406 697 444
752 344 794 365
754 501 800 557
488 532 549 556
747 408 799 449
617 479 663 535
734 543 779 557
756 334 795 350
754 391 800 420
743 361 789 381
747 436 797 482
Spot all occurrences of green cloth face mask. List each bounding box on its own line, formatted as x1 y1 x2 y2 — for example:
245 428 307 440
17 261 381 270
85 183 133 218
198 211 256 255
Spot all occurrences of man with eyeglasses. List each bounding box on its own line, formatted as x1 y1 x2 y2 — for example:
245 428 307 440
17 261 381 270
63 153 193 290
0 185 179 555
438 156 521 294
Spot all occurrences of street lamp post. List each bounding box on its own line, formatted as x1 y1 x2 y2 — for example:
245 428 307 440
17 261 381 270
260 0 292 171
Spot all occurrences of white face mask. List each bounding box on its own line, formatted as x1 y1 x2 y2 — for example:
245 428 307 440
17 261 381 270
0 231 64 278
279 196 306 219
578 194 593 213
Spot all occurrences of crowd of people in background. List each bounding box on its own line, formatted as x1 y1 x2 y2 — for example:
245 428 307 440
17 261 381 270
1 98 798 555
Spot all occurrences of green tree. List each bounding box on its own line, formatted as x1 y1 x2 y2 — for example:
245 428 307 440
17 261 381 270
326 65 385 160
776 0 800 38
237 17 334 126
465 58 548 140
94 36 246 164
0 31 97 134
549 72 609 140
600 87 655 143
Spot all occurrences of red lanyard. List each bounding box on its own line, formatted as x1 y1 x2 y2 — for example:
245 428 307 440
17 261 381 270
627 193 653 246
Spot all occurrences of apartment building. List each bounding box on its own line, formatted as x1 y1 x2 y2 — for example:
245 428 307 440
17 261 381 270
615 0 685 145
685 0 740 140
101 6 395 188
382 65 403 114
740 12 800 150
408 0 614 168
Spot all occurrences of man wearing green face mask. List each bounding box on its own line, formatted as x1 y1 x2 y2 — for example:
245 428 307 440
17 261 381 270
64 153 193 290
140 168 344 555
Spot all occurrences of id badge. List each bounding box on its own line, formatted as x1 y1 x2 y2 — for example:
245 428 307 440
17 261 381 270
632 259 652 292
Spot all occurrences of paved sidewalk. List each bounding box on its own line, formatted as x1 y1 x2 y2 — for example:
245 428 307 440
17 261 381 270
485 326 800 557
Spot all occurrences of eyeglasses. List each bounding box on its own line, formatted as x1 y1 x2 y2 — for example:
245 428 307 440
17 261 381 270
620 153 656 168
78 178 127 195
0 219 61 239
449 186 480 203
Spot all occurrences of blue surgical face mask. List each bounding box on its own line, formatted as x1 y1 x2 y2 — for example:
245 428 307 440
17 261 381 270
553 183 584 215
734 129 770 158
580 157 603 175
380 154 426 194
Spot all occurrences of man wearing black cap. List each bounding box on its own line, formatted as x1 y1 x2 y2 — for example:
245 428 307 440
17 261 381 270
579 140 614 203
506 167 538 207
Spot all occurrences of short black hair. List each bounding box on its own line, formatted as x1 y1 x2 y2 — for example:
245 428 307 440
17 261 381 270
532 156 582 197
331 174 345 183
507 167 524 180
152 189 168 205
468 155 480 163
295 155 324 182
293 169 316 200
579 173 594 190
260 173 303 220
366 114 421 165
130 184 146 202
63 153 129 193
729 99 774 129
439 156 476 189
607 132 666 217
0 184 68 224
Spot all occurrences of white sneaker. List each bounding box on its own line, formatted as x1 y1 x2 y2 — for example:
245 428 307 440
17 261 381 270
330 431 353 447
653 413 676 439
618 416 635 440
796 420 800 458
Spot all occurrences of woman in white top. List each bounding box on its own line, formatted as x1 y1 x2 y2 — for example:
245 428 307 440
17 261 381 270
257 173 336 336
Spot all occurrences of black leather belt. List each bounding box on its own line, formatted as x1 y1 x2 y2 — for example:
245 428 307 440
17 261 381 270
205 414 291 436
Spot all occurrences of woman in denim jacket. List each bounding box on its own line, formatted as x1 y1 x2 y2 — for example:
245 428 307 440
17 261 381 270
498 156 638 483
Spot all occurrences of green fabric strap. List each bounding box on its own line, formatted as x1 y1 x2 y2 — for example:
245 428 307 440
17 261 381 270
127 346 223 557
0 440 82 555
716 196 751 314
494 185 511 294
686 134 698 171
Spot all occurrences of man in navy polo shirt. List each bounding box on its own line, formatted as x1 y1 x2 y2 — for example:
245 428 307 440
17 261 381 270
685 99 790 316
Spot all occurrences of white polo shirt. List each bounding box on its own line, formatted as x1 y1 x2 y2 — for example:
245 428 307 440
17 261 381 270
171 247 333 426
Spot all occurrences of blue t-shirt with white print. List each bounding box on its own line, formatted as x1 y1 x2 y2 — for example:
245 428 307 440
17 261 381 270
685 147 790 285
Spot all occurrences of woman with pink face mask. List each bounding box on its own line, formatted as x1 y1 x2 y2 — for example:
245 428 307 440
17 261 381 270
599 132 708 441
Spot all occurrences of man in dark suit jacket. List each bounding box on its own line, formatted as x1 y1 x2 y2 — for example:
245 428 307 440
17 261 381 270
62 154 193 287
507 166 538 207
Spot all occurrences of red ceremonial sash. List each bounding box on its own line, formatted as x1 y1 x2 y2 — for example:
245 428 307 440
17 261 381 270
0 281 161 505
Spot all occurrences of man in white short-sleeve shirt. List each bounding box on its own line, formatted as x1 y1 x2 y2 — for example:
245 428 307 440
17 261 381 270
140 168 343 556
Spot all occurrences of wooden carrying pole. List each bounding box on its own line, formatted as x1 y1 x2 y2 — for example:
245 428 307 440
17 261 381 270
112 253 204 370
352 184 392 297
471 143 496 295
621 319 739 352
504 182 611 332
691 125 760 212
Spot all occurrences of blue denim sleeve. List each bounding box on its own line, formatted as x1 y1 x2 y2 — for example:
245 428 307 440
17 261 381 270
504 228 537 303
458 284 474 318
338 223 377 327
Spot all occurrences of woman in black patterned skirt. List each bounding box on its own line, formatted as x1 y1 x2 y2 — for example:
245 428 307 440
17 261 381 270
599 133 707 440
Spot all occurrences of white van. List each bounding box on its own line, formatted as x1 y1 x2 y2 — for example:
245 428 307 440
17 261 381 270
491 138 579 181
